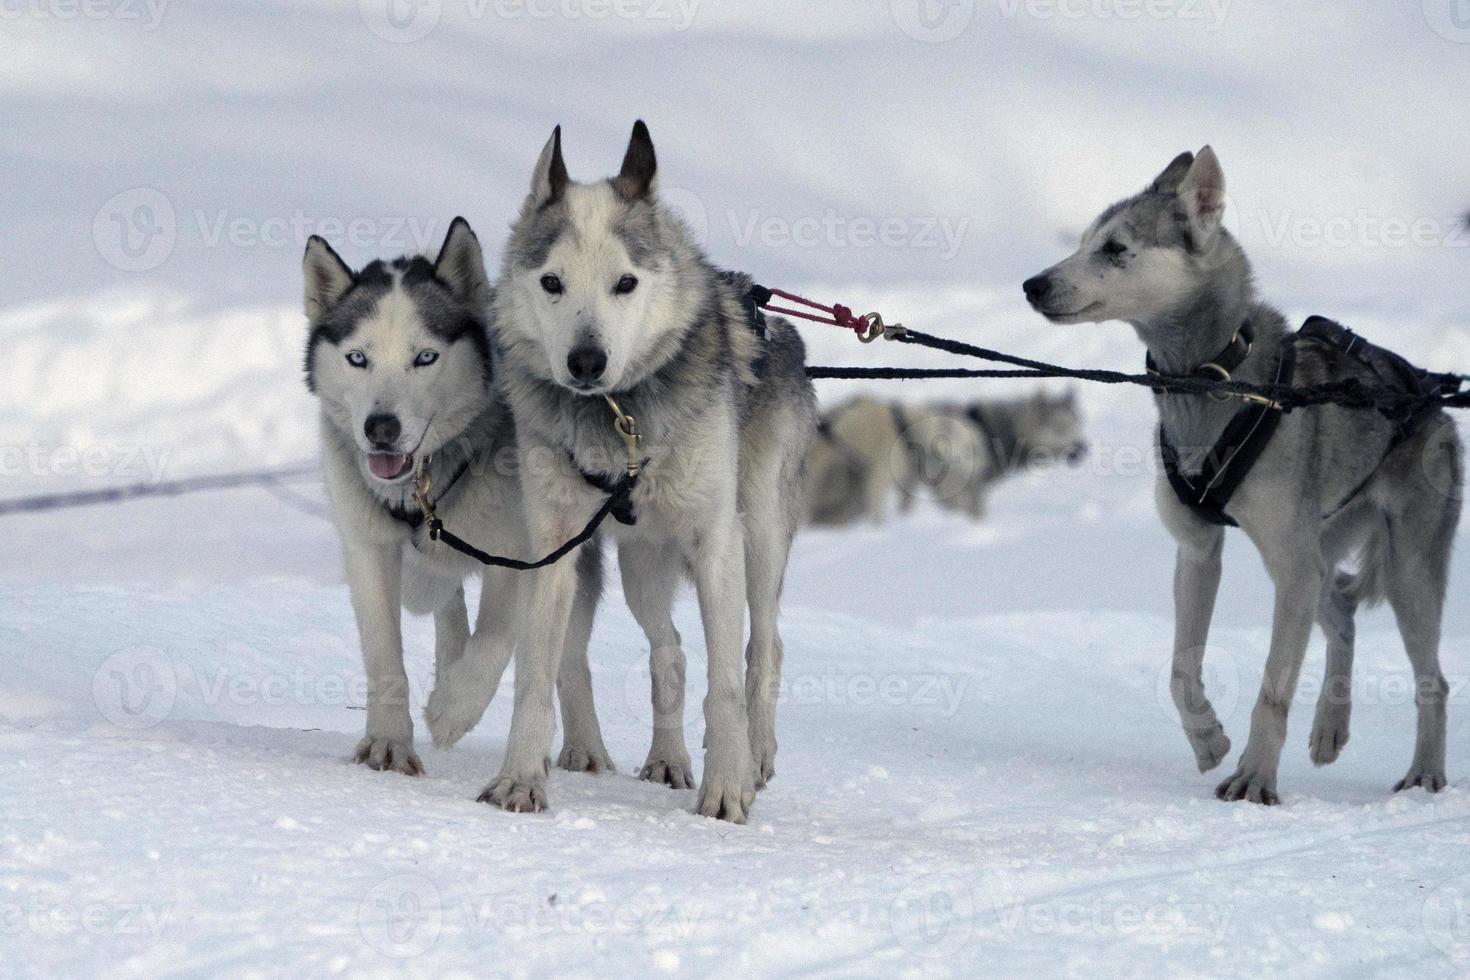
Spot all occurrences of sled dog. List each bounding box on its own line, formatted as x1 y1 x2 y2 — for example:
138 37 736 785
805 392 1086 525
485 121 817 822
1025 147 1462 803
302 219 611 778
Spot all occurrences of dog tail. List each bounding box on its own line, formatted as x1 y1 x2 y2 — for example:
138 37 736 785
1342 515 1390 609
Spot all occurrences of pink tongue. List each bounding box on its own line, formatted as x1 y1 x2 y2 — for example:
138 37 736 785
368 453 410 480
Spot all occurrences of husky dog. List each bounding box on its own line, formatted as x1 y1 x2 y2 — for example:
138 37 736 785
1025 147 1462 803
805 392 1085 524
302 219 613 778
486 121 816 822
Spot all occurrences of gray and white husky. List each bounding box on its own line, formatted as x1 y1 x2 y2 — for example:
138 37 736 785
482 121 817 822
1025 147 1462 803
302 219 612 779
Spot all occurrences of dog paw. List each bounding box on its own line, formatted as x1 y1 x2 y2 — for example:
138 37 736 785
557 742 615 775
1393 768 1446 794
750 734 777 790
423 679 488 750
639 754 694 790
1309 704 1351 767
477 772 548 813
354 736 423 776
1186 724 1231 773
1215 767 1279 806
695 758 755 824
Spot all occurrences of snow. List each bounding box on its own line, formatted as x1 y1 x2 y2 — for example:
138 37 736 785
6 2 1470 976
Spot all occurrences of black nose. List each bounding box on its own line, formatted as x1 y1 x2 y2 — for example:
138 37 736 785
364 413 401 449
1023 275 1053 304
566 344 608 386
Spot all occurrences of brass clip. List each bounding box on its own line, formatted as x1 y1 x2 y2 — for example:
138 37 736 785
1239 393 1284 411
603 395 642 477
412 455 436 522
858 312 907 344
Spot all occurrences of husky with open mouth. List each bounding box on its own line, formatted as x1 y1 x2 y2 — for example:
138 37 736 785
483 121 817 822
302 218 611 779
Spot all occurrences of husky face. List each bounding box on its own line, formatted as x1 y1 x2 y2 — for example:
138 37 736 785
302 217 493 485
1023 147 1235 327
497 121 696 396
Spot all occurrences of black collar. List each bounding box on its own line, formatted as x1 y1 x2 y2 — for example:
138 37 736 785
1146 321 1254 383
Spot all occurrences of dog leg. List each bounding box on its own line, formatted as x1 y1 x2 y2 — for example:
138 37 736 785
1309 573 1356 766
343 543 422 776
620 539 693 789
1385 508 1455 793
479 546 576 812
1216 549 1321 805
745 509 794 791
556 543 615 774
1169 532 1232 772
431 585 469 694
424 566 520 748
689 520 755 822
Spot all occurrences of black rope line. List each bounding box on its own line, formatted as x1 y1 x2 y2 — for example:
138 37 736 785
806 328 1470 421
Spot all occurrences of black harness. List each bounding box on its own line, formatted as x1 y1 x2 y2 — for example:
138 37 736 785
1158 317 1457 527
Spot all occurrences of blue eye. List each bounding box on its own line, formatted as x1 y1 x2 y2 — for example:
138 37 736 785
346 349 367 368
414 349 439 367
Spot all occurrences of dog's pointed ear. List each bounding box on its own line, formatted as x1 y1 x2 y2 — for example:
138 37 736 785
1176 146 1227 247
531 125 570 207
303 236 354 320
434 217 492 308
614 119 657 199
1150 151 1195 195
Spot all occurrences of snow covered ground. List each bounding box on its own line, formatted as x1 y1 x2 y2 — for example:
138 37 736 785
5 2 1470 977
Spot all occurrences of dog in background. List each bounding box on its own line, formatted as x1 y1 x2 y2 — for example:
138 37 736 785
805 391 1085 525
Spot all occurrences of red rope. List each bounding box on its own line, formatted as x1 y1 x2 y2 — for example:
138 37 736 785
758 287 869 336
